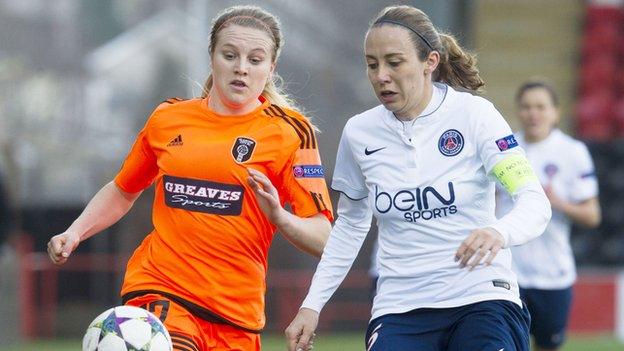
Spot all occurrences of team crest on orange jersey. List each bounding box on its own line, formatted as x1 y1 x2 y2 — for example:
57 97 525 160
231 137 257 163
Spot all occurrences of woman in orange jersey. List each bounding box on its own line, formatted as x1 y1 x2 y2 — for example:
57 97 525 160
47 6 332 351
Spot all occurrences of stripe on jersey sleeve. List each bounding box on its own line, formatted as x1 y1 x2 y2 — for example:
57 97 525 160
265 104 317 149
273 105 317 149
310 191 330 212
265 107 305 149
162 97 185 104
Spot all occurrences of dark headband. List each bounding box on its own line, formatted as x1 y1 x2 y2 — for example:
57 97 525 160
374 19 434 51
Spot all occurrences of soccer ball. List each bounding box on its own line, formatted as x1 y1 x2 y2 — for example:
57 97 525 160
82 305 173 351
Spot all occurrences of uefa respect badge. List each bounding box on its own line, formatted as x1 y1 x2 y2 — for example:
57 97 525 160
495 134 518 152
293 165 325 178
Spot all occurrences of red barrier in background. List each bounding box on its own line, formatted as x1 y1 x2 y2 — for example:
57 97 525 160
16 234 129 339
569 274 617 333
267 269 371 331
15 234 371 339
15 234 623 339
16 234 35 339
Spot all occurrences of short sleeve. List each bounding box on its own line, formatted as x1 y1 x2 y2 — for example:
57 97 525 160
114 118 159 193
569 142 599 202
279 128 334 222
476 100 524 174
331 126 368 200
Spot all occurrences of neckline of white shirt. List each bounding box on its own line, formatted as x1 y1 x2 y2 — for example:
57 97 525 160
519 129 562 150
383 82 448 132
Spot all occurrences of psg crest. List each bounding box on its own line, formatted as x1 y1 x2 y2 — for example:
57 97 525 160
231 137 256 163
438 129 464 157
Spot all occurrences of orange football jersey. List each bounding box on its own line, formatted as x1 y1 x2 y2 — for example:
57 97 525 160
115 96 333 332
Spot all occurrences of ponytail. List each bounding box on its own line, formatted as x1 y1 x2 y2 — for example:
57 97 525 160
437 33 484 92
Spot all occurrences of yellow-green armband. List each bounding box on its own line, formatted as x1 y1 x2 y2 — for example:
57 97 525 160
492 155 538 194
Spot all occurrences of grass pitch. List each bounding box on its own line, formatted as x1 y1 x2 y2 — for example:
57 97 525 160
1 333 621 350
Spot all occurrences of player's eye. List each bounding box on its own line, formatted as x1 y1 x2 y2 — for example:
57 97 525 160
223 52 236 60
367 62 378 70
249 57 263 65
388 61 401 67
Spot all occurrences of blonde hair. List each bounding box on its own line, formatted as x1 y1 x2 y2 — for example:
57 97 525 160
201 6 299 111
370 5 485 92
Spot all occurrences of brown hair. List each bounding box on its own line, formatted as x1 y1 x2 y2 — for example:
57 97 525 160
370 5 485 92
515 79 560 107
201 6 298 110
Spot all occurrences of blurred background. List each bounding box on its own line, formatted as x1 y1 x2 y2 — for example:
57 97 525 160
1 0 623 350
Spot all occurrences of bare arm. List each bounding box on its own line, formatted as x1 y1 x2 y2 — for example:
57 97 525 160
274 213 331 257
546 188 601 228
47 181 142 264
247 168 331 257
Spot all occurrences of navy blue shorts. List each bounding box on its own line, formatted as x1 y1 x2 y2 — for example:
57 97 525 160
365 300 530 351
520 287 573 349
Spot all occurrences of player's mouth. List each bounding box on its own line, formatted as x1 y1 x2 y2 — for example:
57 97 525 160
230 79 248 90
379 90 398 103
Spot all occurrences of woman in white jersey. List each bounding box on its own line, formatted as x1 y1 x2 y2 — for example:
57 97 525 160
498 80 601 351
285 5 552 351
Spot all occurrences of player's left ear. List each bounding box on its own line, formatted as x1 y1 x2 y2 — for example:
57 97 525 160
424 51 440 76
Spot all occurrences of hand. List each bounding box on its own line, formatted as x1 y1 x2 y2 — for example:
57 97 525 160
455 227 504 270
247 168 287 225
285 308 319 351
47 232 80 265
543 185 565 211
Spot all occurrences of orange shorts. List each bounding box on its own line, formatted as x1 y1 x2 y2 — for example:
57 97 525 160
125 293 261 351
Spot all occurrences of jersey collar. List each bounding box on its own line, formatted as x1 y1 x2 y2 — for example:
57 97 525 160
520 129 563 150
200 95 271 122
382 82 449 132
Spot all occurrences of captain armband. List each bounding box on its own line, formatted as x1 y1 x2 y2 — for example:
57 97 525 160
492 155 538 195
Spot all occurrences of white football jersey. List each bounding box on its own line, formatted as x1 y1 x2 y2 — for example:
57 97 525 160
497 129 598 289
304 83 541 320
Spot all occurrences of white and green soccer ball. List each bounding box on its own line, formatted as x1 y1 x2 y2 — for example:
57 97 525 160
82 305 173 351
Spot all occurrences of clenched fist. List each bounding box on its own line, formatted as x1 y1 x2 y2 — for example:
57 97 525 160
47 232 80 265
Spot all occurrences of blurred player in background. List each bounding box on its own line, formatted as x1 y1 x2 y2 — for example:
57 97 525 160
47 5 333 351
497 80 601 351
286 5 552 351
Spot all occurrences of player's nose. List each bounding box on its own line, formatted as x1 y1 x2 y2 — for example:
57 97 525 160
234 59 249 76
374 66 391 84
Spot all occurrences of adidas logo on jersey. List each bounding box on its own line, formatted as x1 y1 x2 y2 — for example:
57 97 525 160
167 135 183 147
